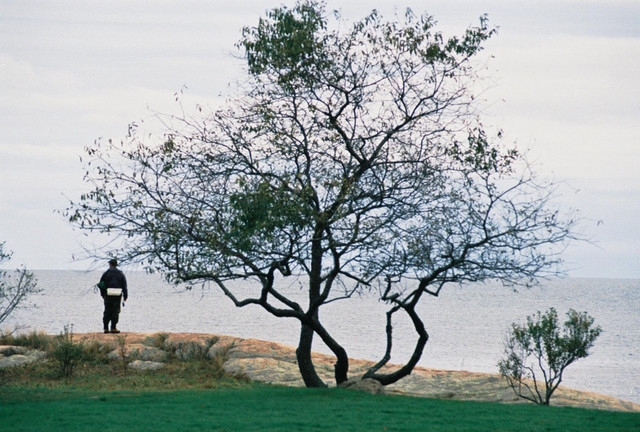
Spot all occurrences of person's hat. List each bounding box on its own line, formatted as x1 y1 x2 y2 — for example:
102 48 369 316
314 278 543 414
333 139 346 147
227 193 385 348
108 258 118 267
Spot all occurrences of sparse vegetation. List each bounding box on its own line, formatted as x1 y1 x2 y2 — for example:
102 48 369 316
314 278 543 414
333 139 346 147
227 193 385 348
498 308 602 405
49 325 85 378
143 332 170 348
81 338 113 365
0 329 51 350
208 342 234 380
0 331 242 390
0 242 40 327
206 336 219 347
115 334 129 375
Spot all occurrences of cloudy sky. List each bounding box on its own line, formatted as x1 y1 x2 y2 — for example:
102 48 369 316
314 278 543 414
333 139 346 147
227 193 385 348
1 1 639 278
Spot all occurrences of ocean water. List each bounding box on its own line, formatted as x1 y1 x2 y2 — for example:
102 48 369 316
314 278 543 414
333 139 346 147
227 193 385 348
4 270 639 404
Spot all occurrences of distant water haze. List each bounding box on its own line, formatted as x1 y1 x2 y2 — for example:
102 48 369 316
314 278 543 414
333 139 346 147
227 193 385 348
5 271 639 404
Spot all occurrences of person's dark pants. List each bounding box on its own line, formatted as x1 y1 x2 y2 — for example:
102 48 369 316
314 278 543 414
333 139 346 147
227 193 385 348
103 296 122 331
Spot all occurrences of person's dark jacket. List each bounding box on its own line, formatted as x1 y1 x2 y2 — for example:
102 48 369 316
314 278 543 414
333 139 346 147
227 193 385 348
99 268 128 300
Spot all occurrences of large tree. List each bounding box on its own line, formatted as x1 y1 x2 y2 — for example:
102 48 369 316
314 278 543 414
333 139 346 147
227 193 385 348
67 1 575 387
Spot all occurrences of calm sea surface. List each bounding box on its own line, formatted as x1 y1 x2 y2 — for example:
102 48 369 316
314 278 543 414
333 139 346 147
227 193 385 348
5 271 639 403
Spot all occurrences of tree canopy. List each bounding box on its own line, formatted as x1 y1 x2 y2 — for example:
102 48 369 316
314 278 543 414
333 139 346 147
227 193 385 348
67 1 576 387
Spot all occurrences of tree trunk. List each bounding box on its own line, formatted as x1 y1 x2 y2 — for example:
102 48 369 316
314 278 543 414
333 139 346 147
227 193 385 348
364 304 429 385
331 345 349 384
296 224 334 387
310 320 349 385
295 322 327 388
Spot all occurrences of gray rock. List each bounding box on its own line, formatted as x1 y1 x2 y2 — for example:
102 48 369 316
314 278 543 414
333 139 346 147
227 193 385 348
432 391 456 399
25 349 47 361
207 344 231 360
338 378 385 395
173 341 207 360
108 350 124 360
0 354 30 368
107 342 142 360
129 360 165 370
0 348 47 368
138 347 169 362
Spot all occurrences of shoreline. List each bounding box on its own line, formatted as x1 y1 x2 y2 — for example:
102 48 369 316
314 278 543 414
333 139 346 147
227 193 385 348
76 331 640 413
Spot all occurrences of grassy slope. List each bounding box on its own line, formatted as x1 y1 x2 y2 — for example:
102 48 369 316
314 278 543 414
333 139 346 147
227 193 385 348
2 385 639 432
1 331 638 430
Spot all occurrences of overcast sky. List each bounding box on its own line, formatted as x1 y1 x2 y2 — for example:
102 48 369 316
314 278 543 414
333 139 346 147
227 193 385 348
1 1 639 278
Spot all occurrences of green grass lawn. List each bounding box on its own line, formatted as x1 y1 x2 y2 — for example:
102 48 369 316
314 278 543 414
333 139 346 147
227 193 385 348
2 385 639 432
1 331 638 431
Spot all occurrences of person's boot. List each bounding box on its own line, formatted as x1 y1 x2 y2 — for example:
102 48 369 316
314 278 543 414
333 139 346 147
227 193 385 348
110 328 120 333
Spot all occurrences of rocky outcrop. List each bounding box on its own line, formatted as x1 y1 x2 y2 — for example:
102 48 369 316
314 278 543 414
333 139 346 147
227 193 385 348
0 345 47 368
129 360 165 370
107 344 170 362
0 354 32 368
138 347 169 362
167 340 209 361
207 344 232 360
61 332 640 413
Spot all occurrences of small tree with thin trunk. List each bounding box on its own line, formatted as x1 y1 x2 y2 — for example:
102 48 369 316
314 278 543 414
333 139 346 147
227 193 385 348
0 242 39 327
498 307 602 405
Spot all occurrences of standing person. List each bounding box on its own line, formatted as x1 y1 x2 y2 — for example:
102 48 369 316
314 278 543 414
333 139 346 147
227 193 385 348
98 258 128 334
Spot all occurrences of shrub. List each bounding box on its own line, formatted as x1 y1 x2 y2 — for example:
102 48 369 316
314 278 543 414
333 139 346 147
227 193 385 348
498 307 602 405
49 325 85 378
0 329 51 350
82 339 113 364
115 334 129 375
